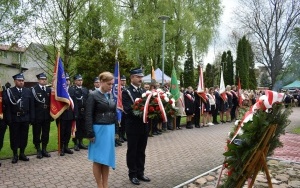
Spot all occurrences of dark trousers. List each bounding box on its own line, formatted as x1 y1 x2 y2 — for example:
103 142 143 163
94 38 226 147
32 119 50 146
211 104 218 122
9 122 29 152
231 105 237 120
176 116 181 127
75 118 85 140
194 106 200 126
0 120 7 150
126 133 148 178
119 115 126 138
59 120 72 146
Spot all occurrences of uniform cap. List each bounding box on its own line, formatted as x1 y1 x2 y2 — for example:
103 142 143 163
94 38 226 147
12 73 25 80
65 73 70 80
121 75 126 81
94 77 100 83
74 74 83 81
129 68 144 77
36 72 47 79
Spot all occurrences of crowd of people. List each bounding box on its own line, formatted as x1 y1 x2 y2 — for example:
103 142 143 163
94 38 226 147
1 69 299 188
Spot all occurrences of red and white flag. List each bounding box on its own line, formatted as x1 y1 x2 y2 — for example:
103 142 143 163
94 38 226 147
197 66 208 102
219 67 227 102
237 77 243 106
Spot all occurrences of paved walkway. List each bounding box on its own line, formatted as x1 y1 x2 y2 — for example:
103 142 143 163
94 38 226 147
0 107 300 188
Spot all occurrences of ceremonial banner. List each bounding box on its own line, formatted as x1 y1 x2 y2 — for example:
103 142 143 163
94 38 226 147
196 66 208 102
112 50 123 123
219 67 227 102
50 56 73 119
237 77 243 106
170 66 180 101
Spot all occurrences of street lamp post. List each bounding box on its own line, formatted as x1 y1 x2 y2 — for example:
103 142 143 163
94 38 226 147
159 15 170 87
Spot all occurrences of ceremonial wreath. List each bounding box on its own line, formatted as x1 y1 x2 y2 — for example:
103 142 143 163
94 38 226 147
132 88 177 123
219 90 292 187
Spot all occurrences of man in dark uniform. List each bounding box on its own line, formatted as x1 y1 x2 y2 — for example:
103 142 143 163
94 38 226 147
122 68 151 185
92 77 100 91
4 73 34 163
0 81 7 167
194 89 201 128
58 73 78 156
118 75 127 143
72 74 88 151
31 73 52 159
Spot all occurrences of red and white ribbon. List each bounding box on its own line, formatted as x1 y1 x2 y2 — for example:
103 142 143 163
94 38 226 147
157 92 167 123
143 92 153 123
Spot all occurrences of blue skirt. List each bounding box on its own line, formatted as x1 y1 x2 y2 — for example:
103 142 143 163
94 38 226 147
88 124 115 169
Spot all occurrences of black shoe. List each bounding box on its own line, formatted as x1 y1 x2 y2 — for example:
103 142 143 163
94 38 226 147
19 153 29 161
195 125 201 128
78 143 88 149
119 137 124 143
74 145 80 151
213 121 220 125
42 150 51 157
167 127 173 130
122 137 127 141
64 148 73 154
116 140 122 146
129 177 140 185
148 134 153 137
186 125 193 129
60 148 65 156
36 150 43 159
115 142 119 147
137 175 151 182
152 131 158 135
12 155 18 164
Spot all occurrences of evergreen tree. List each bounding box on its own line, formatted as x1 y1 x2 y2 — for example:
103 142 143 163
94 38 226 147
236 36 249 89
226 51 234 85
204 63 214 88
183 41 195 88
248 43 257 90
260 72 271 88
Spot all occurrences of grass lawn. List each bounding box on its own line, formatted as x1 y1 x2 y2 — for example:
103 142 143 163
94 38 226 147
292 127 300 135
0 122 90 159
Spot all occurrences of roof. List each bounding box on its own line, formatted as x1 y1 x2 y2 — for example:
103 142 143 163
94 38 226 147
282 80 300 89
0 43 26 53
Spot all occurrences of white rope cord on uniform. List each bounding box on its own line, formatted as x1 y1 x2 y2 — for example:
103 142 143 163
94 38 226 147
7 88 21 105
32 87 45 103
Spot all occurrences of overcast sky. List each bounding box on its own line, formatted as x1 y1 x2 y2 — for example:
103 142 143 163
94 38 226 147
202 0 239 66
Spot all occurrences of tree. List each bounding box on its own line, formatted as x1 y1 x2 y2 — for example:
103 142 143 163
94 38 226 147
204 63 215 88
183 41 194 88
236 0 300 88
120 0 222 76
260 72 271 88
221 51 234 86
236 36 249 89
0 0 33 43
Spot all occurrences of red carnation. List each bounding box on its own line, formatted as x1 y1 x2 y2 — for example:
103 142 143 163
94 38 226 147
139 98 143 102
169 100 173 104
134 105 139 110
149 106 155 112
153 98 158 103
155 106 160 111
140 106 144 111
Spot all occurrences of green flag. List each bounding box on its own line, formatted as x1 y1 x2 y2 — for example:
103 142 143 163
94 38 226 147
170 66 180 101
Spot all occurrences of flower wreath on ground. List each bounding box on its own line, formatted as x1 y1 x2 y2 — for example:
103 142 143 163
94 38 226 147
217 90 292 188
132 88 177 123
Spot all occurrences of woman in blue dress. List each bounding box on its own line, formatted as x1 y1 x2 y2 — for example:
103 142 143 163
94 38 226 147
85 72 116 188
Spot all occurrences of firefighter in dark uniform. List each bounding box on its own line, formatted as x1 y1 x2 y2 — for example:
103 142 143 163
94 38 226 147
118 75 127 142
58 73 78 156
4 73 34 164
122 68 151 185
90 77 100 92
0 81 7 167
72 74 88 151
31 73 52 159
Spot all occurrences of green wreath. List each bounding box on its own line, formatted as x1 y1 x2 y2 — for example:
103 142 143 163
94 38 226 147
221 103 292 188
